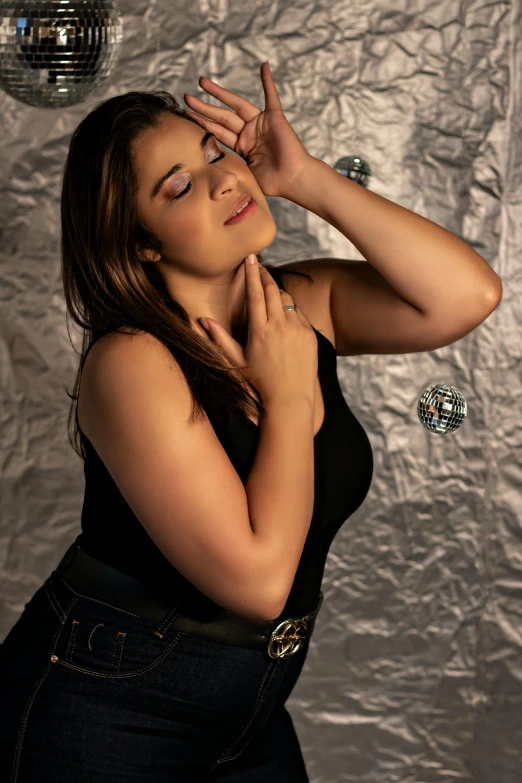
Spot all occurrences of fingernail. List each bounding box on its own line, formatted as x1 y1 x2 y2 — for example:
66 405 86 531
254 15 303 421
199 318 210 331
248 254 257 264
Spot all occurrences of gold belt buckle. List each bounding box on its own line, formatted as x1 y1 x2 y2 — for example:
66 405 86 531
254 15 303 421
267 593 323 660
267 617 308 659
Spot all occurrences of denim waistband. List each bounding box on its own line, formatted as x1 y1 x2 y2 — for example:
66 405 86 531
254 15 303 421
53 541 323 659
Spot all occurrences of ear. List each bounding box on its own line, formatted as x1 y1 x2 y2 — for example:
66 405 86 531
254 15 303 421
138 247 161 263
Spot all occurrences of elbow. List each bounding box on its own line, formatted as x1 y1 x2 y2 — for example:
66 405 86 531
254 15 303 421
248 582 288 622
231 573 287 622
262 581 291 621
439 290 503 346
485 280 503 309
262 600 286 623
255 589 287 622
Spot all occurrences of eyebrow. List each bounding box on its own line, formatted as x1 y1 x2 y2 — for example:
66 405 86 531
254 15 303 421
150 130 216 200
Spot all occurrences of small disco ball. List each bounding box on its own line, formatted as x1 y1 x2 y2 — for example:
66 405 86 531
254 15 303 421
417 384 467 435
0 0 123 108
333 155 372 187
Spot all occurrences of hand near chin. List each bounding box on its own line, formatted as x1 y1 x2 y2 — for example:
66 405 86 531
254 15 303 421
182 62 315 200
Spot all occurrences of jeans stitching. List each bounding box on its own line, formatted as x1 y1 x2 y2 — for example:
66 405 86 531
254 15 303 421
10 664 52 783
46 579 65 617
57 575 181 634
152 601 182 636
44 585 63 623
215 659 285 764
51 630 185 679
44 580 73 623
64 619 128 672
13 600 74 782
112 632 127 671
65 620 79 662
57 576 155 622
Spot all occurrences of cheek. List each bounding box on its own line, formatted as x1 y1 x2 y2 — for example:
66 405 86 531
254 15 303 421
161 204 216 255
179 201 215 232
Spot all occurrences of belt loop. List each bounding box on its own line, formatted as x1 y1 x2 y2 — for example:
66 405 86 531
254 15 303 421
151 599 182 639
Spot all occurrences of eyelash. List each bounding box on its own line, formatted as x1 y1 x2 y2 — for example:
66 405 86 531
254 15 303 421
170 151 226 201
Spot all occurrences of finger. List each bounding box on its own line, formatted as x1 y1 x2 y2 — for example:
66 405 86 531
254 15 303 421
245 256 267 328
198 76 260 123
182 109 239 152
260 61 284 112
258 264 294 322
279 290 299 319
184 93 244 136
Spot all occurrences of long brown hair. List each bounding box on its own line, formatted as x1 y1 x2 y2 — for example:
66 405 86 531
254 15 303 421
61 90 313 460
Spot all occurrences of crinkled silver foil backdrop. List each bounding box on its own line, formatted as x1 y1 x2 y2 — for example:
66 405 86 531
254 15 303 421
1 1 520 780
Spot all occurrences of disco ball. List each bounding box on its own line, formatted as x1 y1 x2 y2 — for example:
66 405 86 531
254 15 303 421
0 0 123 108
417 384 467 435
333 155 372 187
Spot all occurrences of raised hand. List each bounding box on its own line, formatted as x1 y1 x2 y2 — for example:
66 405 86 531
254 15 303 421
182 62 315 200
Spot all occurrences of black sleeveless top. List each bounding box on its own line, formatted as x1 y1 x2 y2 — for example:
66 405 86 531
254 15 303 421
75 268 374 620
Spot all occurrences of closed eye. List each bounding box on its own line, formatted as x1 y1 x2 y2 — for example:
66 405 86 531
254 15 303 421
170 151 226 201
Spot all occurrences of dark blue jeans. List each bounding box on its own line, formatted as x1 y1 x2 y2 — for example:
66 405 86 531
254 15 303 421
0 567 312 782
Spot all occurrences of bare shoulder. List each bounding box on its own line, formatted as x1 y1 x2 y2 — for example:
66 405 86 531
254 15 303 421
83 328 184 378
275 259 336 351
78 328 189 442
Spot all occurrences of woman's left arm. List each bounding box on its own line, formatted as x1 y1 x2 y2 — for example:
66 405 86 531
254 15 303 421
282 157 502 319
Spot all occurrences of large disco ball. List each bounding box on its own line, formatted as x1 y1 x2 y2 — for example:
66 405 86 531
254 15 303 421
0 0 123 108
417 384 467 435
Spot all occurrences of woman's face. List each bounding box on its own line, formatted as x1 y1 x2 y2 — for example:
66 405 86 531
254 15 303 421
133 112 277 274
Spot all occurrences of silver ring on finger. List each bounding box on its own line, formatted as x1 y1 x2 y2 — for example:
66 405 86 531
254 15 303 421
283 304 297 311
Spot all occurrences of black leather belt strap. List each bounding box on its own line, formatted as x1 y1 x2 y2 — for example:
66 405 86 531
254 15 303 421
55 543 172 623
53 543 323 655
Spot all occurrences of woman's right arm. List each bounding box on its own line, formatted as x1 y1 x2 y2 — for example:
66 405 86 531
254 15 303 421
79 330 313 623
244 398 315 617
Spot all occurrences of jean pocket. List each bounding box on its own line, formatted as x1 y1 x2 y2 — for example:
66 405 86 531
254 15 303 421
51 577 184 679
64 614 128 673
214 657 287 764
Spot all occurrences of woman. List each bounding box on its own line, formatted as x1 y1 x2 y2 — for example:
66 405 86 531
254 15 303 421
0 63 374 780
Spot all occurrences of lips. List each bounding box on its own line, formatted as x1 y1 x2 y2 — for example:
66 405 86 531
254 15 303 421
224 193 252 224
